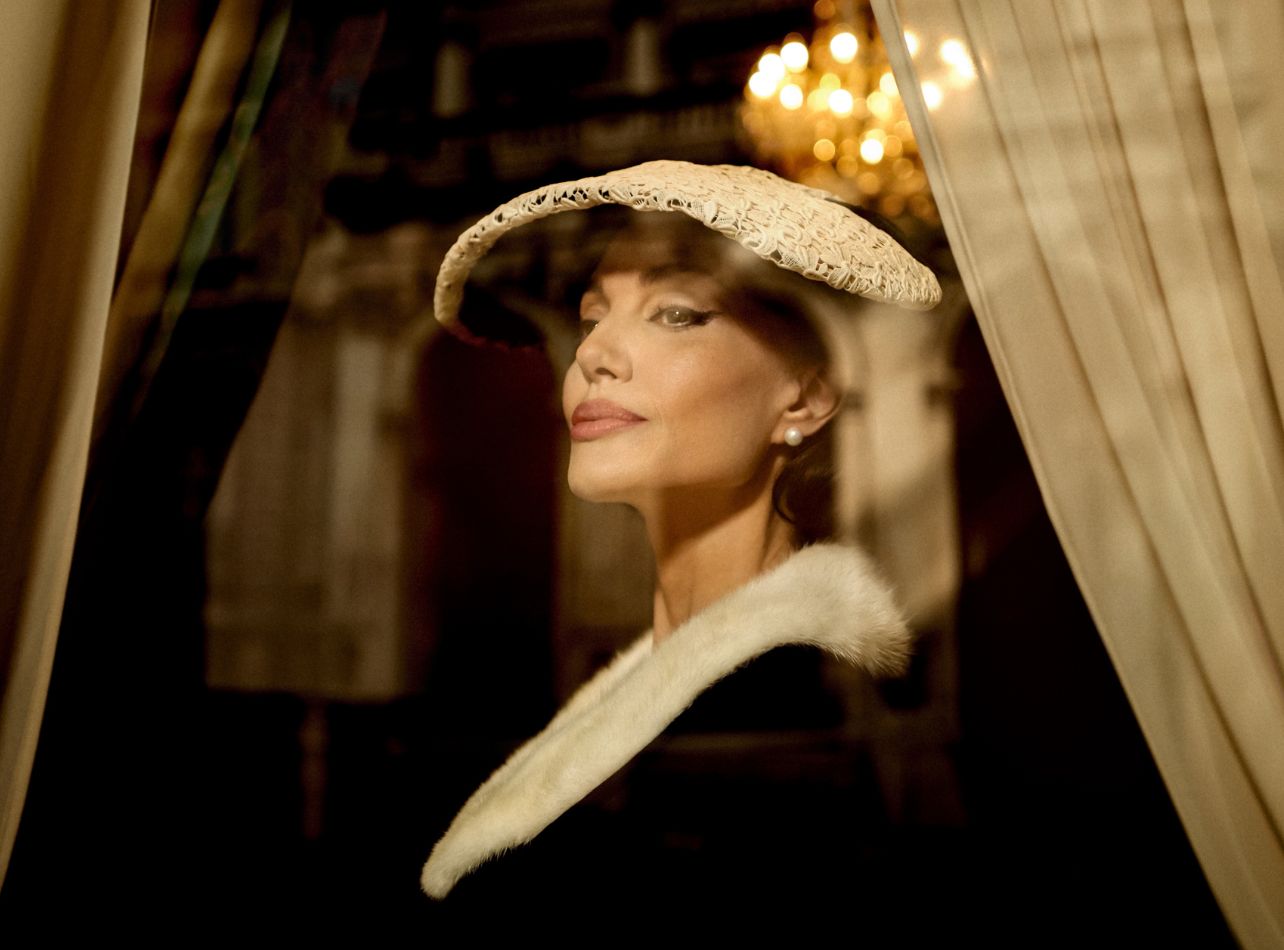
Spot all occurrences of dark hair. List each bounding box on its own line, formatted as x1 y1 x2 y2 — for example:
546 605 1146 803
712 240 839 546
772 201 904 545
773 415 836 545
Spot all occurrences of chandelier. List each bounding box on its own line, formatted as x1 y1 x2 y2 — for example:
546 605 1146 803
740 0 937 225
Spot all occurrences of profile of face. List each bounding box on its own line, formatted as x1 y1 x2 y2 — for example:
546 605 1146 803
561 214 834 510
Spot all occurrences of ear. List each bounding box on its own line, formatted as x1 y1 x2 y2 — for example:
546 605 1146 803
774 369 841 444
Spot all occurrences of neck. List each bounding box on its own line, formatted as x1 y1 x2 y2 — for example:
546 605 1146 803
637 470 797 644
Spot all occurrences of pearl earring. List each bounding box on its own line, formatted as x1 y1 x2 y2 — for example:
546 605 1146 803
784 426 804 447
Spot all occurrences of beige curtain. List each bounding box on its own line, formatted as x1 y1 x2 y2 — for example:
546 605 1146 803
0 3 150 885
871 0 1284 945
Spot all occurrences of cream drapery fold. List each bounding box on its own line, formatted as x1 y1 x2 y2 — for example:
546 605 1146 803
0 3 150 885
872 1 1284 945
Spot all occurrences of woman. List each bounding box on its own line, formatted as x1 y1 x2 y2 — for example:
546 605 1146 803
422 161 939 899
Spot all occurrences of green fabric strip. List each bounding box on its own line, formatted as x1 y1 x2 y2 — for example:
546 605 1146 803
136 0 293 395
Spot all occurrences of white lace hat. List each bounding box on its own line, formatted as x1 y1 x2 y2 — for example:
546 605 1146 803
433 160 941 339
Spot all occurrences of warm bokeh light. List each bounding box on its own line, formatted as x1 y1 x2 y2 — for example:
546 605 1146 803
940 38 976 79
921 81 943 110
829 30 858 64
828 88 854 116
740 7 937 222
866 90 892 120
781 38 810 71
747 70 776 98
904 31 920 56
758 51 785 82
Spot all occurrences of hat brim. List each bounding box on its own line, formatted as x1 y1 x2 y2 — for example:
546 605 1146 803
433 160 941 341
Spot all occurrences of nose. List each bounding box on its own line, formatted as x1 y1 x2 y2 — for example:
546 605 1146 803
573 318 631 383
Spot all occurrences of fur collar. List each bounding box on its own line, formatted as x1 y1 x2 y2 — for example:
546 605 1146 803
421 542 910 898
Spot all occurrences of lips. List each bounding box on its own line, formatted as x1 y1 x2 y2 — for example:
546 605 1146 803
570 399 647 441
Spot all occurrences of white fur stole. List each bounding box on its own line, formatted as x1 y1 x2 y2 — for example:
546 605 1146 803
421 543 910 898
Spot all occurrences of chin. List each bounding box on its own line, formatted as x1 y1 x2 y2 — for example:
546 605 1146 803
566 469 632 505
565 454 646 505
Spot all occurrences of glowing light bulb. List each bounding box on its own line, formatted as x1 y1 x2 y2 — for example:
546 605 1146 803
781 40 810 71
813 138 837 162
904 31 920 56
747 70 777 99
860 138 885 164
828 88 854 116
758 51 786 82
829 31 858 64
779 83 804 110
921 81 943 110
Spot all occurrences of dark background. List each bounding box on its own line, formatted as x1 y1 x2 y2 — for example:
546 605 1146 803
1 2 1235 943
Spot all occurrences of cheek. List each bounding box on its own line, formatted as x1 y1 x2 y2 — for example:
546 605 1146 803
654 352 787 448
562 364 584 422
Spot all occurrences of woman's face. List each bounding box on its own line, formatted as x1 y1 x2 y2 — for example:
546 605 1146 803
562 225 806 506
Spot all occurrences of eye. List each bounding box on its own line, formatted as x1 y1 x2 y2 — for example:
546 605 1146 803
650 306 716 329
577 319 598 341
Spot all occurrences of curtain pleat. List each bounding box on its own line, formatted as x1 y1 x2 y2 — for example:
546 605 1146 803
874 1 1284 945
129 0 290 416
94 0 265 449
0 2 150 886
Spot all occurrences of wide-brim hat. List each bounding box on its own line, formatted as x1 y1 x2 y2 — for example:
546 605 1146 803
433 160 940 341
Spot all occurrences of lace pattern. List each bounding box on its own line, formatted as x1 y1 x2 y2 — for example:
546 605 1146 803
434 160 941 338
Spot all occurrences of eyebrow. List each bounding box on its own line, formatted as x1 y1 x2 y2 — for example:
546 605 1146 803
582 262 711 300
